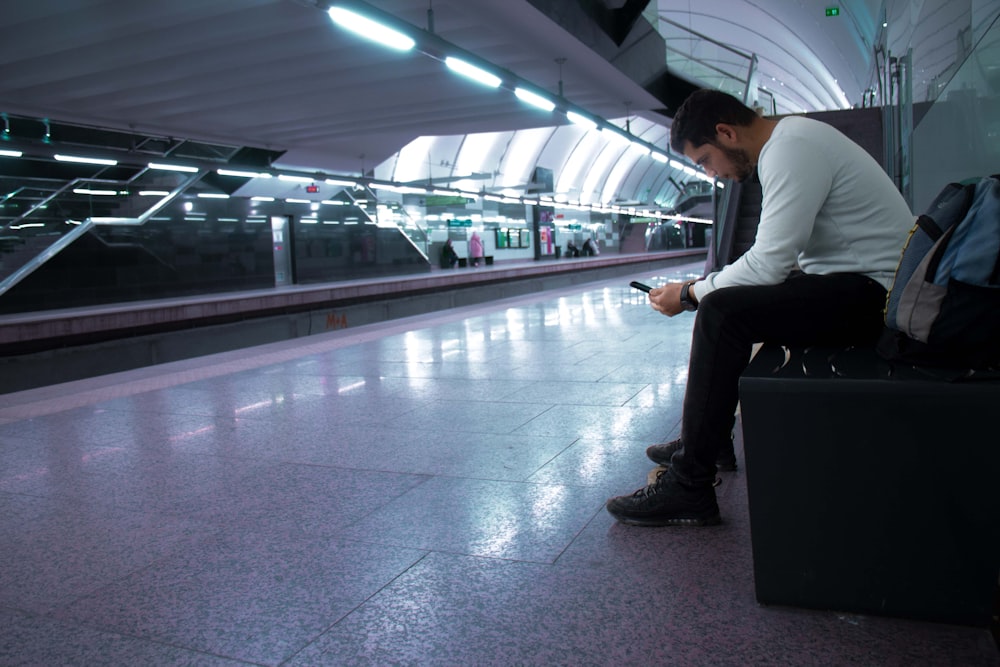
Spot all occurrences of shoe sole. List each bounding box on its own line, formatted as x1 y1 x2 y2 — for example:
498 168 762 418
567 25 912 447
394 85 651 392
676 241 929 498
609 513 722 527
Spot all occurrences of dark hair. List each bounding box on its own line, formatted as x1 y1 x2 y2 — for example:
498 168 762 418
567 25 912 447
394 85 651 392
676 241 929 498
670 89 758 154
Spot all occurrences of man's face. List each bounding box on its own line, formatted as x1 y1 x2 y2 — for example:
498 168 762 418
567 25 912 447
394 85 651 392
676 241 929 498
684 136 754 182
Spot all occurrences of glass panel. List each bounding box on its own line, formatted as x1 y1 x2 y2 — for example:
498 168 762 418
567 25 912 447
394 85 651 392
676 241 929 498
0 169 196 296
910 13 1000 212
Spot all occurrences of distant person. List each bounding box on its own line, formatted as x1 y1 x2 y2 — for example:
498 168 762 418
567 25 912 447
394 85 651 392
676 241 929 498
469 231 484 267
439 239 459 269
566 241 580 257
605 89 914 527
582 238 599 256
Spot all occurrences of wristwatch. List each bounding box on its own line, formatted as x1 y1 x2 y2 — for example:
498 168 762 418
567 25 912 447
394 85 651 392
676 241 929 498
680 280 699 312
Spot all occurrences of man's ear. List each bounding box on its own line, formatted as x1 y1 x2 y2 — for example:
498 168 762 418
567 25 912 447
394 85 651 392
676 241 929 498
714 123 739 146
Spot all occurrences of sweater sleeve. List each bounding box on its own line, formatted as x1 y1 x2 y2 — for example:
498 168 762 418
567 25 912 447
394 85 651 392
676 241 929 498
691 132 834 302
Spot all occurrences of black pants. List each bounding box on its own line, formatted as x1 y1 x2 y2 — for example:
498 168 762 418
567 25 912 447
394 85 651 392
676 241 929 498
671 273 888 486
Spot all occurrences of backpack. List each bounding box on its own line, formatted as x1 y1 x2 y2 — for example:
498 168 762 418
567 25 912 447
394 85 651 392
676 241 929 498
877 174 1000 369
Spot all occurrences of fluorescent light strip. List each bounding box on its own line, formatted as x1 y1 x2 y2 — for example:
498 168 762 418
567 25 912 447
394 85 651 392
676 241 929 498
325 178 357 187
148 162 198 173
139 190 170 196
285 198 311 203
251 196 275 202
445 56 502 88
278 174 314 183
55 154 117 166
566 111 597 131
0 149 22 158
197 193 230 199
514 87 556 112
218 168 271 178
72 188 118 196
327 7 415 51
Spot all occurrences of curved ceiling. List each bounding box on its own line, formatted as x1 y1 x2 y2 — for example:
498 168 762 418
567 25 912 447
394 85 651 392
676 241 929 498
0 0 994 212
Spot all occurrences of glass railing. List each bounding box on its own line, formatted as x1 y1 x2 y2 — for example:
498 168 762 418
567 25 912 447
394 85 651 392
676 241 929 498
646 12 776 115
0 169 198 297
910 12 999 212
364 184 432 258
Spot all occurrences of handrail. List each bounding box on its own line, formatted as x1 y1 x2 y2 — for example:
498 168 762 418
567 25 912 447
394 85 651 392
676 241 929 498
0 220 94 298
658 17 751 60
655 14 776 115
0 169 205 297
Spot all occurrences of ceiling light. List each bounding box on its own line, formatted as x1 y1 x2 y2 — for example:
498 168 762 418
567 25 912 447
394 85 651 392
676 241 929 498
445 56 502 88
218 168 271 178
328 7 415 51
566 111 597 131
278 174 313 183
55 154 118 166
325 178 357 187
148 162 198 173
514 87 556 112
197 193 230 199
72 188 118 195
0 149 22 158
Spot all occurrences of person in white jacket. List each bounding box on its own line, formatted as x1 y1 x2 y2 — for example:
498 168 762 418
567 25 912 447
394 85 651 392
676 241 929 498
606 89 914 527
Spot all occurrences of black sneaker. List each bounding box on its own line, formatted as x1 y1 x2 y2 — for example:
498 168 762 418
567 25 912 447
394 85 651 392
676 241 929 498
606 469 721 527
645 437 738 472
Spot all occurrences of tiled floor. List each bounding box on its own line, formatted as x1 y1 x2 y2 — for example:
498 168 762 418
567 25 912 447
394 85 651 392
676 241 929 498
1 262 997 666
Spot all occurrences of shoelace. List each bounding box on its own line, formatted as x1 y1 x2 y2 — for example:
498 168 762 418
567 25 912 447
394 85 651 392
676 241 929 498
632 469 670 499
632 469 722 496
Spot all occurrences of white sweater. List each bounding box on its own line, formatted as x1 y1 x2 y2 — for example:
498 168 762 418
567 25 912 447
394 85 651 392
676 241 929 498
693 116 914 300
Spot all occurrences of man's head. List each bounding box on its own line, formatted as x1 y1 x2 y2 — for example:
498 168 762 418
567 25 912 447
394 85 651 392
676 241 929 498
670 89 762 182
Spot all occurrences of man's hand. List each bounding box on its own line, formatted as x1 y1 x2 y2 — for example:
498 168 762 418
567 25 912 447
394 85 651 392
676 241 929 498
648 283 685 316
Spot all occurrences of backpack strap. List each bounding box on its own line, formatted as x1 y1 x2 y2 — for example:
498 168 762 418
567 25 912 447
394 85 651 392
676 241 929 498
915 214 943 241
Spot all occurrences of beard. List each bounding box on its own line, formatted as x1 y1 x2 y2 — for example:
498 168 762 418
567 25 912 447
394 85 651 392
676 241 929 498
719 144 754 182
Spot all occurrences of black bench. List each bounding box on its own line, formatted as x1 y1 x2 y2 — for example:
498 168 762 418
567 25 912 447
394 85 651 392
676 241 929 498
739 343 1000 626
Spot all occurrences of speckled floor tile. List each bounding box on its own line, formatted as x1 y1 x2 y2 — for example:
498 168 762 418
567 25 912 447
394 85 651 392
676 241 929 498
0 608 250 667
1 265 996 667
55 530 427 666
339 475 607 563
284 550 683 667
165 461 431 535
0 492 210 613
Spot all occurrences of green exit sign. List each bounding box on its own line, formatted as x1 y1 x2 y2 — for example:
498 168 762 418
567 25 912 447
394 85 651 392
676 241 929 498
825 7 840 16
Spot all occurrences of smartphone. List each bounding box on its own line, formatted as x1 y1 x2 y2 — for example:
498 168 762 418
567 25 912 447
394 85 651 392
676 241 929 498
629 281 653 293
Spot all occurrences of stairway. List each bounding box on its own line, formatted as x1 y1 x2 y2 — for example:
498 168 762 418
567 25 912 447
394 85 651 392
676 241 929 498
619 222 649 253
